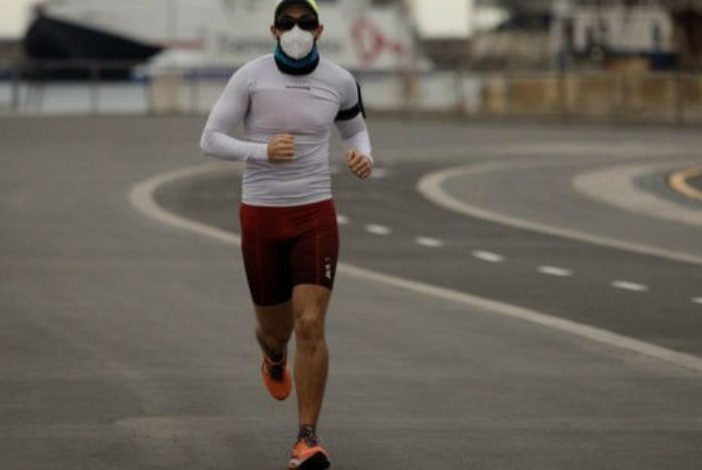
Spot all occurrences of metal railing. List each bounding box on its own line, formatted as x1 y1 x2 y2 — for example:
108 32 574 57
1 59 701 125
0 60 148 114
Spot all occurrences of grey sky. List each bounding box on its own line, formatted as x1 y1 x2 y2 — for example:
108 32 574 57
0 0 471 39
0 0 35 38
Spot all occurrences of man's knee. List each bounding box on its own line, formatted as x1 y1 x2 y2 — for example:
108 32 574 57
294 312 325 350
292 285 329 350
257 324 291 350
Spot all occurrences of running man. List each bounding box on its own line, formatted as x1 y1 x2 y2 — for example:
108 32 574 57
200 0 373 468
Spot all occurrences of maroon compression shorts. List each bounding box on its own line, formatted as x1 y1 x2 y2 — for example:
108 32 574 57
239 199 339 307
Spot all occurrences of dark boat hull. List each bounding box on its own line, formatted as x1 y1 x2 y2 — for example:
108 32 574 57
22 14 163 79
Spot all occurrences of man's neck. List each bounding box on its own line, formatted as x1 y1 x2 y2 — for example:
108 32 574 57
274 44 320 76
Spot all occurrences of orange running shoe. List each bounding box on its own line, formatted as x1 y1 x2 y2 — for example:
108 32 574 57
288 435 330 469
261 351 292 401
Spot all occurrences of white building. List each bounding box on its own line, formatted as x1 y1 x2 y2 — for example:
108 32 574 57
552 0 676 69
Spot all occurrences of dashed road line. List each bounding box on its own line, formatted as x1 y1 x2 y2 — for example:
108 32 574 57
415 237 444 248
336 214 350 225
128 162 702 374
371 168 389 179
418 163 702 266
365 224 392 236
538 266 573 277
473 250 505 263
692 298 702 305
611 281 649 292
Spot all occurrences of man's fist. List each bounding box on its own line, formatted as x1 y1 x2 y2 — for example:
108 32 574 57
267 134 295 162
346 149 372 180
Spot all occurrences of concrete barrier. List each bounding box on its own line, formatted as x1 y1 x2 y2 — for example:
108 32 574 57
149 72 184 114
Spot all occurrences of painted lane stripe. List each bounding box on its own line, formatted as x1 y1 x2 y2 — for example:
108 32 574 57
336 214 350 225
611 281 649 292
128 163 702 374
574 163 702 229
473 250 505 263
415 237 444 248
692 298 702 305
128 163 244 245
538 266 573 277
365 224 392 236
417 163 702 266
371 168 389 179
669 167 702 202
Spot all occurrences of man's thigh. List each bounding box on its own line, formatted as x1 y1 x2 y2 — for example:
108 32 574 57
292 285 332 321
289 206 339 292
239 205 294 307
255 301 294 335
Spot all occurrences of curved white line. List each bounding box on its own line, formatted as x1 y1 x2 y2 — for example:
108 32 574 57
128 162 242 245
417 162 702 266
574 163 702 227
127 163 702 374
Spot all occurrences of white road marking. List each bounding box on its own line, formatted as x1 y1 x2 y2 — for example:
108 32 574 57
473 250 505 263
611 281 649 292
574 163 702 228
128 163 702 374
417 163 702 266
415 237 444 248
538 266 573 277
365 224 392 236
371 168 389 179
692 298 702 305
128 163 243 245
336 214 350 225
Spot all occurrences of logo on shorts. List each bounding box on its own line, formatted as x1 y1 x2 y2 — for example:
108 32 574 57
324 257 333 280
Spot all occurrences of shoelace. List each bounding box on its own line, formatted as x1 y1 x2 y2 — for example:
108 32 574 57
299 434 320 448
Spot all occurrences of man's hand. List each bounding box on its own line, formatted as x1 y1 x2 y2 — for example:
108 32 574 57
346 149 373 180
267 134 295 162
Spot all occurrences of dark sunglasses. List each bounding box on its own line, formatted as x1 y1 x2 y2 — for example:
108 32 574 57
275 15 319 32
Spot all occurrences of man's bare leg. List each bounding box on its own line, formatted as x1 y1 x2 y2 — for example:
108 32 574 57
255 301 294 360
292 284 331 427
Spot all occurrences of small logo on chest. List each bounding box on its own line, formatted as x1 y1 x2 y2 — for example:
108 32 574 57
286 85 312 91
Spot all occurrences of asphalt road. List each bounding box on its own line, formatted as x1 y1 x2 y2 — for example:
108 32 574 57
689 173 702 193
2 116 702 469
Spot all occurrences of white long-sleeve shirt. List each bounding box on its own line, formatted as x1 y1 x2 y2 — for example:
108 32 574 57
200 54 372 207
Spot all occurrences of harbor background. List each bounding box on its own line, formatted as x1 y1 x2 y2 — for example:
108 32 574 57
0 1 701 124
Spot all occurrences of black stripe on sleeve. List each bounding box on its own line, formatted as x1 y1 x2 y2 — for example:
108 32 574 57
335 82 367 121
357 82 367 119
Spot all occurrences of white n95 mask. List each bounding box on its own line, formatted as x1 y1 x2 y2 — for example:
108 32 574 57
280 26 315 60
